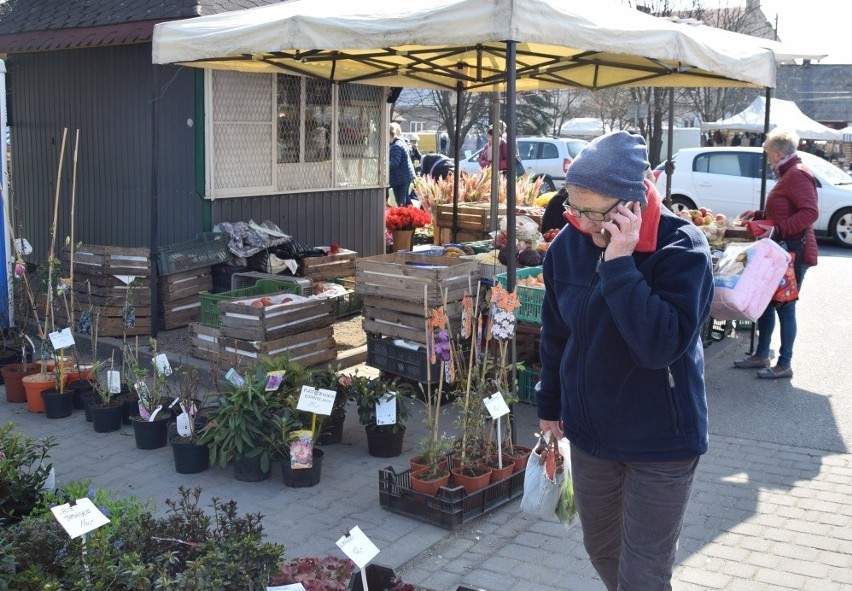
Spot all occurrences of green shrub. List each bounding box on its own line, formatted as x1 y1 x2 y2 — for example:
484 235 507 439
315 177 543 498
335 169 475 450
0 422 57 524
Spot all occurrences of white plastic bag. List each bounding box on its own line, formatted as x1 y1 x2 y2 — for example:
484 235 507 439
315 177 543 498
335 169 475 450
499 215 543 242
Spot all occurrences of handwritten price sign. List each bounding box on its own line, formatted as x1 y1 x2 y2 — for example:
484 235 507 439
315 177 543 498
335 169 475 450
296 385 336 416
336 526 379 568
50 498 110 539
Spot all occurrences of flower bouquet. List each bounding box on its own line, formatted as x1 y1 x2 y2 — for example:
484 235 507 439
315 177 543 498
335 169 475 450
384 205 432 232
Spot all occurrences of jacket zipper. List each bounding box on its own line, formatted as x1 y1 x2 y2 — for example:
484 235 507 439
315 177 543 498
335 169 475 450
576 254 603 454
666 366 682 434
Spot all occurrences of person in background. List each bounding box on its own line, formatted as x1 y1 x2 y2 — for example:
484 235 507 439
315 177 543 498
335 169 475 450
408 135 422 174
419 152 454 180
478 124 508 173
389 123 416 207
733 128 818 379
536 131 713 591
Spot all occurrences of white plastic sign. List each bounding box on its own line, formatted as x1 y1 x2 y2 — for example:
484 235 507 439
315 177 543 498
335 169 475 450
154 353 172 376
336 526 379 569
48 327 75 350
266 585 306 591
107 370 122 394
296 385 336 416
484 392 511 419
50 497 110 539
375 394 397 426
176 412 191 436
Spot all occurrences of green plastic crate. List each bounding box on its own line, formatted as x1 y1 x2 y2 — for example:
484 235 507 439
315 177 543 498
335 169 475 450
496 266 544 325
198 279 301 327
328 279 364 319
516 365 540 406
462 239 494 254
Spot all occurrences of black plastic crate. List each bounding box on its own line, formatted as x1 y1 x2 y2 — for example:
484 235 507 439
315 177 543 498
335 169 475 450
378 461 525 530
702 317 730 348
366 333 442 384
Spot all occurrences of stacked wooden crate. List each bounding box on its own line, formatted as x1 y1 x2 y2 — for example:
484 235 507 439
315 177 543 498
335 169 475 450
217 293 336 368
60 245 152 337
157 267 212 330
298 248 357 282
434 203 544 244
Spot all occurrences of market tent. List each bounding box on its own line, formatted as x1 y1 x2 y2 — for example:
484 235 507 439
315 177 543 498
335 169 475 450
559 118 610 139
152 0 776 91
702 96 842 141
151 0 777 293
841 127 852 142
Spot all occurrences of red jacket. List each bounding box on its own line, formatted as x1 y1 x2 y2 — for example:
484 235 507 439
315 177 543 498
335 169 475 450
758 155 819 266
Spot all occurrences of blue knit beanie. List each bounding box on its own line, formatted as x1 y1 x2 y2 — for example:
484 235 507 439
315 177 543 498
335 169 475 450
564 130 650 205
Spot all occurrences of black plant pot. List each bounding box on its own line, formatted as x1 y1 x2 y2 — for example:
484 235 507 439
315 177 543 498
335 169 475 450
41 388 73 419
365 424 405 458
170 437 210 474
80 391 99 422
67 379 94 411
347 564 397 591
233 455 271 482
280 448 324 488
316 409 346 446
89 402 124 433
131 414 171 450
118 389 139 425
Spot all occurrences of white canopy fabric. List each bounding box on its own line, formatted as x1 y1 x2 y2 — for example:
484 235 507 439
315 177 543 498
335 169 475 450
701 96 843 141
840 127 852 142
152 0 776 91
559 118 611 138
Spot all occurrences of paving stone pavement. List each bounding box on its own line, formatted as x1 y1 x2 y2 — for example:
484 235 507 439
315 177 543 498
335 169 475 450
3 334 850 591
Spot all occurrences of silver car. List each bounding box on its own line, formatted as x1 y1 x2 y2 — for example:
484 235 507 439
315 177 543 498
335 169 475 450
654 147 852 248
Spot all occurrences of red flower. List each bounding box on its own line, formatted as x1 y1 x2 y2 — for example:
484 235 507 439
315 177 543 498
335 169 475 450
385 206 431 231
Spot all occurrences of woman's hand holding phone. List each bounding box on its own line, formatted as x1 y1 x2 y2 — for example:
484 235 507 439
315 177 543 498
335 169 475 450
602 201 642 260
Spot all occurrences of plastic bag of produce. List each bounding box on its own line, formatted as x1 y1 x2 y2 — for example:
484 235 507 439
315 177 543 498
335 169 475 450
710 239 789 322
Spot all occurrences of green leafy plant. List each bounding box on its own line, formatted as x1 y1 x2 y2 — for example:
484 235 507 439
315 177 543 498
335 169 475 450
353 374 411 434
0 422 57 524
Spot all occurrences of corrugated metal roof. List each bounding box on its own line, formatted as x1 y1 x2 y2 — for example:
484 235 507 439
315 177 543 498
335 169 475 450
0 0 284 52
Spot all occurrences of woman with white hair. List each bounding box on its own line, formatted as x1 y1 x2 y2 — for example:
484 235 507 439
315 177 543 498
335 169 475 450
388 123 415 206
733 128 819 379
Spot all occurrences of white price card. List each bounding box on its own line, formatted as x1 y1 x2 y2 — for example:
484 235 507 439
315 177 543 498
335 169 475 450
107 370 122 394
48 327 75 350
336 526 380 569
154 353 172 376
375 393 397 426
266 585 306 591
50 497 110 539
176 412 191 437
483 392 511 419
296 385 336 416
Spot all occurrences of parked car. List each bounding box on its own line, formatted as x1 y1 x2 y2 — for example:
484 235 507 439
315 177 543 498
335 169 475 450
654 147 852 248
459 136 588 192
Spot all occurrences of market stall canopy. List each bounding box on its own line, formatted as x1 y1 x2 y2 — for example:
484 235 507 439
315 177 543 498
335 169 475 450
151 0 776 91
841 127 852 142
559 118 610 139
701 96 843 141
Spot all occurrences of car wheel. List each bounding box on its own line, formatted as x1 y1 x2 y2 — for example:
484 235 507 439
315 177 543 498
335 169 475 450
668 195 696 215
831 207 852 248
537 177 556 194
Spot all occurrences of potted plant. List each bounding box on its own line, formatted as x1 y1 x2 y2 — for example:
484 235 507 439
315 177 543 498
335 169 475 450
353 374 411 458
312 368 349 446
126 339 172 450
384 205 431 252
168 366 211 474
0 422 58 524
267 406 326 488
88 353 125 433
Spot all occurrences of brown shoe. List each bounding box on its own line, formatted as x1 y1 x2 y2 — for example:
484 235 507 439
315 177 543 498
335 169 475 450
757 365 793 379
733 356 770 369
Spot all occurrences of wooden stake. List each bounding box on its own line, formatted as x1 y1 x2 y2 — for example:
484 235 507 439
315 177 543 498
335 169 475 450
45 128 68 340
68 129 80 335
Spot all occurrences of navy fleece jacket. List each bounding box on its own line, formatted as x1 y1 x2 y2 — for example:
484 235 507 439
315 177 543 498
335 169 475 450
536 207 713 462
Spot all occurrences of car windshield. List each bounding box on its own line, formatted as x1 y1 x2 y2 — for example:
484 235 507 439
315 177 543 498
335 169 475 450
799 152 852 185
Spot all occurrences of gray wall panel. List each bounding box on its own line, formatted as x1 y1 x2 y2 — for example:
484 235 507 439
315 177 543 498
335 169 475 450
211 189 386 258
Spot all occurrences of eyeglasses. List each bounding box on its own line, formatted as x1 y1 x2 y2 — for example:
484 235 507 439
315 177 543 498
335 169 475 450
563 197 624 222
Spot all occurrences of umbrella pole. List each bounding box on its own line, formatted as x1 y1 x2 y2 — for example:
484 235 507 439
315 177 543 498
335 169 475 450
452 79 463 243
750 87 773 355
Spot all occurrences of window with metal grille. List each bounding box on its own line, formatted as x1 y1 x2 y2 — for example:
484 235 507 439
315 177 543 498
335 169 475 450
207 70 384 198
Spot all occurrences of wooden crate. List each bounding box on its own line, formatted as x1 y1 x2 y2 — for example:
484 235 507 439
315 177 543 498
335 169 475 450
298 249 357 282
355 253 479 345
218 297 334 341
53 301 151 337
219 325 337 368
64 245 151 277
189 323 221 363
435 203 544 240
157 268 212 330
72 274 151 307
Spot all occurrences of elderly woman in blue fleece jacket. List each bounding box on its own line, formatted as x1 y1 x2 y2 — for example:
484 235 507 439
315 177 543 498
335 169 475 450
536 131 713 591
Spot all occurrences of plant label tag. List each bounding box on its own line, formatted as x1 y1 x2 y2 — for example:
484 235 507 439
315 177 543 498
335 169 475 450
148 405 163 422
176 412 191 436
48 327 75 350
135 380 150 398
266 585 306 591
107 370 121 394
336 526 379 569
225 368 244 387
375 394 397 426
265 371 285 391
50 497 110 539
484 392 511 419
290 430 313 469
154 353 172 376
296 385 335 416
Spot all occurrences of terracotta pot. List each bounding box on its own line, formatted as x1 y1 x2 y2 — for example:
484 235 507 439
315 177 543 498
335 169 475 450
409 467 451 496
2 363 41 402
64 364 95 383
484 457 516 484
391 229 414 252
503 445 533 473
22 373 57 413
409 455 448 473
451 464 493 495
